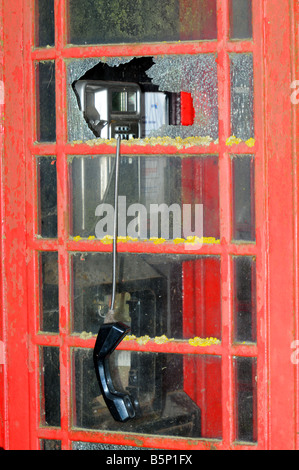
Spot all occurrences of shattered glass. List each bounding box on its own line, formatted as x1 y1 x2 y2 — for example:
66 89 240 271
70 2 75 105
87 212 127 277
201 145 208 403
230 54 254 141
67 57 133 142
68 55 218 142
146 55 218 139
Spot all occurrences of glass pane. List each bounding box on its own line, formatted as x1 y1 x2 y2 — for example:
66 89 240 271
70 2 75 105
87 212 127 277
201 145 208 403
40 346 61 427
229 0 252 40
73 442 149 450
40 440 61 450
68 0 217 45
35 0 55 47
73 349 222 439
37 157 57 238
40 252 59 333
68 55 218 142
234 357 257 443
70 155 219 240
36 61 56 142
71 253 221 341
233 257 256 343
230 54 254 141
232 155 255 241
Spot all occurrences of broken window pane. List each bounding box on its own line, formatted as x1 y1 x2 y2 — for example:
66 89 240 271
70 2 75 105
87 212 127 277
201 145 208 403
68 56 218 142
230 54 254 141
147 55 218 139
68 0 217 45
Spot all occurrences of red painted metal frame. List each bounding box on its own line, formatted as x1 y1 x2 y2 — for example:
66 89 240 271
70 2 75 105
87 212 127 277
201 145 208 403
0 0 4 451
294 0 299 451
0 0 298 450
264 0 298 450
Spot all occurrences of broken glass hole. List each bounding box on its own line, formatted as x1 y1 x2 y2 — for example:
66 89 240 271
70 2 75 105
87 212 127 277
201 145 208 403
69 56 219 142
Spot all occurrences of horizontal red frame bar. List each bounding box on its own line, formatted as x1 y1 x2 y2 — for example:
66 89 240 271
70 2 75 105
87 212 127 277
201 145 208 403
28 238 257 256
36 426 259 451
33 333 258 357
31 141 257 156
31 39 254 61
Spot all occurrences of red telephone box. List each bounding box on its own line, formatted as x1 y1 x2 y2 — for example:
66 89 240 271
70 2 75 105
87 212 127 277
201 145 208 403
0 0 298 450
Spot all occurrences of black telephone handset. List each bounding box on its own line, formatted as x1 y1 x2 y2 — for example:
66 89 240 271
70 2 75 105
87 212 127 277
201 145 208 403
93 322 135 422
93 137 135 422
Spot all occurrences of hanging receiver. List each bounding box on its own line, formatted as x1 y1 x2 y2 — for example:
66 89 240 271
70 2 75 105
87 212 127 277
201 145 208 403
93 136 136 422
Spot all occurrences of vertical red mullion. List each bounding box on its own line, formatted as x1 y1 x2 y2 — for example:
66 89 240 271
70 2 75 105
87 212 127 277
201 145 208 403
252 358 258 443
263 0 296 450
26 7 41 449
217 0 234 446
0 0 5 450
292 0 299 450
23 0 49 450
2 0 32 449
54 0 71 451
252 0 268 449
195 261 206 435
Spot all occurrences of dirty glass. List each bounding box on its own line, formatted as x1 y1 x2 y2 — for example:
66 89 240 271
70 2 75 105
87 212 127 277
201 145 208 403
229 0 252 40
40 440 61 450
37 157 57 238
234 357 257 443
233 257 256 343
230 54 254 141
71 253 221 341
67 55 218 142
70 155 220 240
35 0 55 47
72 349 222 439
40 346 61 427
232 155 255 241
68 0 217 45
36 61 56 142
72 442 151 450
40 252 59 333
